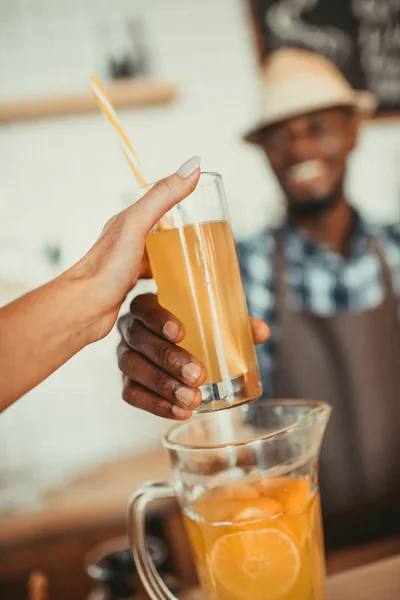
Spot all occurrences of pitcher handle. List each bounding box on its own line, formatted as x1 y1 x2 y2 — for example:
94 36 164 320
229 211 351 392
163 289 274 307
127 480 178 600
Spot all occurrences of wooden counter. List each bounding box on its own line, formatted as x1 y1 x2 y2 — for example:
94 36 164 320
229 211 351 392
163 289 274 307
180 555 400 600
1 448 399 600
0 448 170 549
0 448 174 600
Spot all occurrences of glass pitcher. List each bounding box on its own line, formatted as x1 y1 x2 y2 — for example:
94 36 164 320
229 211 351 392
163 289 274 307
128 400 331 600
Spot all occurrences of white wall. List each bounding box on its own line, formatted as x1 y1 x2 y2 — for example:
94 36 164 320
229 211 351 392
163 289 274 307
0 0 399 505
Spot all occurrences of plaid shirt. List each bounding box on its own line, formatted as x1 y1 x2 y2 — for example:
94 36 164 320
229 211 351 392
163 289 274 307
237 211 400 397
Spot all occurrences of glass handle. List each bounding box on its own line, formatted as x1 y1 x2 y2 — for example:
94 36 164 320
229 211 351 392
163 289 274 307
127 481 178 600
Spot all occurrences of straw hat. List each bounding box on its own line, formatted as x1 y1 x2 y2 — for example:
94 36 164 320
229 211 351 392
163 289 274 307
244 47 377 143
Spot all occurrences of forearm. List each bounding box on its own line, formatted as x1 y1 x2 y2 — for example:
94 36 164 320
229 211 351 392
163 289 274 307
0 271 106 412
0 161 201 414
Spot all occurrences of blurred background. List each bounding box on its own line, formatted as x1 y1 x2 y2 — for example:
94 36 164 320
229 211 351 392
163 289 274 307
0 0 399 598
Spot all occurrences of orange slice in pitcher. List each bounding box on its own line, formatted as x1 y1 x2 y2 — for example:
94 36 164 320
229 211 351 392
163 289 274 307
210 528 301 600
278 479 311 513
209 482 259 502
255 476 289 497
194 483 260 524
233 497 283 522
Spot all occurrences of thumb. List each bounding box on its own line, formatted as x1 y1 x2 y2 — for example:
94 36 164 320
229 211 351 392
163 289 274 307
129 156 201 234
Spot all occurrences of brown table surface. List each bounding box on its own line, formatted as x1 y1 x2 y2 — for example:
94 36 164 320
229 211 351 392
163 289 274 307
1 448 399 597
326 554 400 599
179 554 400 599
0 448 170 548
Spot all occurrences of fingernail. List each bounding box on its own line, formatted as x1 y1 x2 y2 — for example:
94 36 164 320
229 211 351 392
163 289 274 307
175 386 196 408
172 405 192 419
162 320 180 341
176 156 201 178
181 362 202 384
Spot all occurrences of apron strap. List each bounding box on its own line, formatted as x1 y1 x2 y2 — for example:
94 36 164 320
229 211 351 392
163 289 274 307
273 228 286 319
368 237 395 296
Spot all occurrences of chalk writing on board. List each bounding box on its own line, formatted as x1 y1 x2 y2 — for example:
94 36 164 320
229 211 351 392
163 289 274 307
354 0 400 106
266 0 352 67
251 0 400 113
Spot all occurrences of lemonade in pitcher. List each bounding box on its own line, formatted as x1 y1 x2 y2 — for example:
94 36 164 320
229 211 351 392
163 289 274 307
129 401 331 600
184 476 325 600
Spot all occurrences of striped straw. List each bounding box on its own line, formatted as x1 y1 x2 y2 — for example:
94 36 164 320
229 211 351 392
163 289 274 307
90 77 246 379
90 76 148 187
90 75 170 228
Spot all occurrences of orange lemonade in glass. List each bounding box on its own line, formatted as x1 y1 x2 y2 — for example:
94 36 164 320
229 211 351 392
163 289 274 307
138 173 262 412
146 220 259 386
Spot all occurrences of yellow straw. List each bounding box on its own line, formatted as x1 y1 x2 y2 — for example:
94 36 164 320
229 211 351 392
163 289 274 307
90 75 170 228
90 77 247 382
90 75 148 187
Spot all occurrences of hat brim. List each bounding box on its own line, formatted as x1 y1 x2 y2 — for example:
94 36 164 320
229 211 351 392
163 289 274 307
243 90 378 145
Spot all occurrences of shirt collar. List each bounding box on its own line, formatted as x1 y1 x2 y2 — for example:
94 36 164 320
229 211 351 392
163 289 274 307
282 208 371 266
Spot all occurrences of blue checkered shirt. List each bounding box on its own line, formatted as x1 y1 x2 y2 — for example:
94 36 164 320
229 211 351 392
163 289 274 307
237 212 400 397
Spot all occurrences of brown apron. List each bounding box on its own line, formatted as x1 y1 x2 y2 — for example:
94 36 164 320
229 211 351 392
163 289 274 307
272 232 400 549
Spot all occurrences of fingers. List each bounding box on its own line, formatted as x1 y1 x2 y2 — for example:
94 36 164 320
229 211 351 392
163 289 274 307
128 294 185 342
117 294 206 419
119 318 205 387
128 156 201 234
118 342 201 418
122 378 193 420
250 317 270 345
96 157 201 261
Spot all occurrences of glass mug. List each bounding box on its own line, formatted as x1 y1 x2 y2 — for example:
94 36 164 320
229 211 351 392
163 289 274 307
128 400 331 600
136 172 262 411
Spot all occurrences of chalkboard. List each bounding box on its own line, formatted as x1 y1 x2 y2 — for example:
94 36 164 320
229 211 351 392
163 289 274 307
248 0 400 115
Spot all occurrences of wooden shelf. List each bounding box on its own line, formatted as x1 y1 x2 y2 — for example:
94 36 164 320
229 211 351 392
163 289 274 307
0 78 177 124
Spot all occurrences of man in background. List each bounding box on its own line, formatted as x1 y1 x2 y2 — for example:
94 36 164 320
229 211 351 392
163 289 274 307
118 48 400 550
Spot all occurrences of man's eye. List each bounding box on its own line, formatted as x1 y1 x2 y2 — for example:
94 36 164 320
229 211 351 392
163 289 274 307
309 119 329 137
267 130 291 150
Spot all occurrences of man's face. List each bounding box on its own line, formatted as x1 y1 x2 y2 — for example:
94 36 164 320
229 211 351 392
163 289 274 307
257 107 358 213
